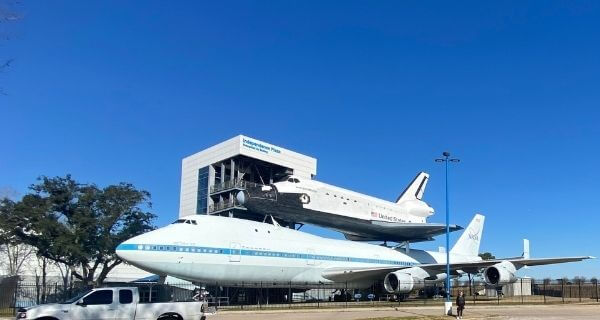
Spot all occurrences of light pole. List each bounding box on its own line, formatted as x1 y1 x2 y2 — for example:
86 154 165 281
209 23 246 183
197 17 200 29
435 151 460 311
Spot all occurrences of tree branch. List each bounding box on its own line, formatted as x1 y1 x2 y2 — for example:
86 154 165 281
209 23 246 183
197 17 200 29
96 258 122 285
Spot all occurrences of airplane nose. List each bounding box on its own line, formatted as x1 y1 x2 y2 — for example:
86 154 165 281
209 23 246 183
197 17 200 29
115 227 178 270
115 236 144 263
115 229 160 264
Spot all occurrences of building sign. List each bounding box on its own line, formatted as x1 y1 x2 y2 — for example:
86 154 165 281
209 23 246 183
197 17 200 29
242 138 282 155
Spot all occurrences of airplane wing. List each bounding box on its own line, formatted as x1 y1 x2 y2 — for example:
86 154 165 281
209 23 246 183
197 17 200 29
343 222 463 243
321 256 594 282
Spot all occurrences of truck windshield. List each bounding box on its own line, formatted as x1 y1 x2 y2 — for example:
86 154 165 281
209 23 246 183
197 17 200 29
60 289 92 304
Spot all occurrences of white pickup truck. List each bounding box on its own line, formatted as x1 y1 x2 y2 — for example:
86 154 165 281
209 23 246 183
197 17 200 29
15 286 215 320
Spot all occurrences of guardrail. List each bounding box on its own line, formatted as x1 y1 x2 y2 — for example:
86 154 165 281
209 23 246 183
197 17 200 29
208 198 245 213
210 180 262 194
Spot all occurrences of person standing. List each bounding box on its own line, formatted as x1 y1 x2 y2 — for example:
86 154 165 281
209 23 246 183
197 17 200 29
456 291 465 319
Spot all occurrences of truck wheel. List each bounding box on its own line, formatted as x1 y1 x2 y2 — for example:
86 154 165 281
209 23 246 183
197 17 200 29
157 313 183 320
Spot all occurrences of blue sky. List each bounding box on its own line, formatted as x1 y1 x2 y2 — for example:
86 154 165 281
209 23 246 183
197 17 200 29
1 1 599 278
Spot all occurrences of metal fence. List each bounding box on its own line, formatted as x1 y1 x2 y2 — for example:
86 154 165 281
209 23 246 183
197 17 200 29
194 279 600 311
1 278 599 316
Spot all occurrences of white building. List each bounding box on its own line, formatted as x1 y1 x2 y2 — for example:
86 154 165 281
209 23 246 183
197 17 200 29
179 135 317 219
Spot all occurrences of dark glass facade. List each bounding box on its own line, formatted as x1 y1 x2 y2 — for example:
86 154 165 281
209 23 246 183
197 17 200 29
196 166 209 214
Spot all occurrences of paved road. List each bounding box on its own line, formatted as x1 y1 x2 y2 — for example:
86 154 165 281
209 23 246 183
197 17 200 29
214 304 600 320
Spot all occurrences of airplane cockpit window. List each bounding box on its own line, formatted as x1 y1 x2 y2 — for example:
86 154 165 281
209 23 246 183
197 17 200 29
293 178 300 183
172 219 186 224
185 220 191 224
191 220 197 225
287 178 294 182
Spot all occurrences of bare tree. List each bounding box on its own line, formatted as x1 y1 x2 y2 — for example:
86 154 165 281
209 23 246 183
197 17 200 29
34 256 49 304
573 276 586 284
55 260 73 296
0 187 34 277
0 241 35 276
0 0 21 94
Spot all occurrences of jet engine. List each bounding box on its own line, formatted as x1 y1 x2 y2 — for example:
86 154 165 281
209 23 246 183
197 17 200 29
383 270 425 293
483 261 517 285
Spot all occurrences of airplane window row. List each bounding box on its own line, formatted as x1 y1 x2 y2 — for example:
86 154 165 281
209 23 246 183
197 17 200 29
253 251 298 258
133 244 415 266
138 245 222 254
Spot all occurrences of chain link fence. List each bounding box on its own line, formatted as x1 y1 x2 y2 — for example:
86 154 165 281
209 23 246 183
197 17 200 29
1 277 599 316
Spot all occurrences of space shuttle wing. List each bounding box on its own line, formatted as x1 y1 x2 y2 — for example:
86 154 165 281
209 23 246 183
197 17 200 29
343 222 463 243
321 256 594 283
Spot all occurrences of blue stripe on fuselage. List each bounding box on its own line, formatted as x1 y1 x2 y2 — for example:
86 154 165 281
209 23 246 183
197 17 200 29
116 243 417 267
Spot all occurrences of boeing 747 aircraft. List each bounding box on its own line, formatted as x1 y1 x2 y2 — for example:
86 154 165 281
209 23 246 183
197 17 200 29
237 172 462 243
116 214 593 294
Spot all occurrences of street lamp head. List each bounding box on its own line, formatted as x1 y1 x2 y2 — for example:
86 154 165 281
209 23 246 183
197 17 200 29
443 151 450 157
435 159 445 162
450 159 460 163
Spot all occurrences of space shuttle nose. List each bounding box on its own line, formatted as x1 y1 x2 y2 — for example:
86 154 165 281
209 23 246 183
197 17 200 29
236 191 246 205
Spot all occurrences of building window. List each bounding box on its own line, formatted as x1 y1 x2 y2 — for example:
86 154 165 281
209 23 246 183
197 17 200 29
197 166 209 214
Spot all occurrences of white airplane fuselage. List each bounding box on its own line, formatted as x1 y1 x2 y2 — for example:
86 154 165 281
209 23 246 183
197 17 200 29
116 215 476 287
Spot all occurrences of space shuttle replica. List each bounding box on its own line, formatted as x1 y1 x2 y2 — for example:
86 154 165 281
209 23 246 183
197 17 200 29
236 172 462 243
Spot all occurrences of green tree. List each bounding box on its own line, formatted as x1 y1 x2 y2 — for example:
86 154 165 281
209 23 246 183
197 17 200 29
8 175 156 285
478 252 495 260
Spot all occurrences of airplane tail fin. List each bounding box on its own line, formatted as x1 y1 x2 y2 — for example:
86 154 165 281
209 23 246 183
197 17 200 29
521 238 531 269
522 239 530 259
451 214 485 257
396 172 429 203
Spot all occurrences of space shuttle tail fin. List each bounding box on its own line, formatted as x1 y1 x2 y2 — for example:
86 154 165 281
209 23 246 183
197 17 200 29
396 172 429 203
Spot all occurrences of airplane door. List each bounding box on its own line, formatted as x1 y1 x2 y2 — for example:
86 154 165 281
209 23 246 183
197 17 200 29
229 242 241 262
306 248 316 266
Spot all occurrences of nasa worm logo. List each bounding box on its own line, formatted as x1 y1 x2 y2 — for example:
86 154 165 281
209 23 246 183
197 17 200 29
468 226 480 240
